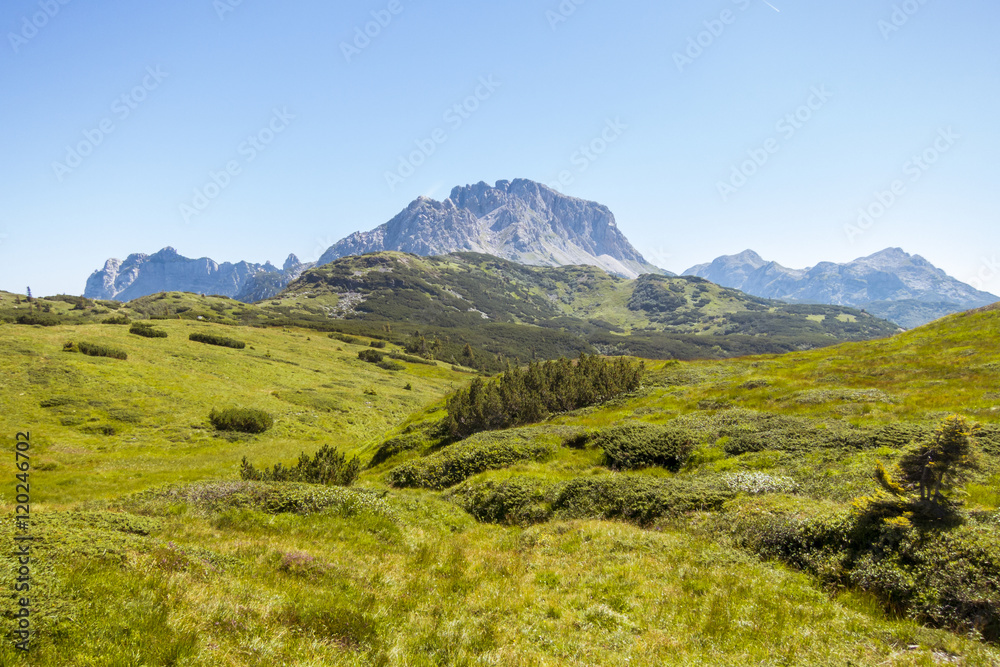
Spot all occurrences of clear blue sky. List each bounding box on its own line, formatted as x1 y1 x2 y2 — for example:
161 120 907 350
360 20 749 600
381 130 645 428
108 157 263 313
1 0 997 296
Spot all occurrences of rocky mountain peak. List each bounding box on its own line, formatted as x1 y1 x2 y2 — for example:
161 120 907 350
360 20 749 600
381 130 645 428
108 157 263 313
318 178 665 278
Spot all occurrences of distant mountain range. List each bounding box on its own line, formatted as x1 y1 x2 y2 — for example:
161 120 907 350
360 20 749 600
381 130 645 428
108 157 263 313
84 247 312 302
81 179 997 329
319 179 665 279
270 251 899 360
683 248 998 329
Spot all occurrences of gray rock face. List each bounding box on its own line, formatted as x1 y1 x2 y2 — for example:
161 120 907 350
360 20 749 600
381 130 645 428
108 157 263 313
684 248 999 328
318 179 667 278
84 247 313 302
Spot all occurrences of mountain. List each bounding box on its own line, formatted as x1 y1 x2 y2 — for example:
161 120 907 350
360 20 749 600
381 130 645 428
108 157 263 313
317 179 666 279
270 251 899 363
683 248 998 328
83 247 313 302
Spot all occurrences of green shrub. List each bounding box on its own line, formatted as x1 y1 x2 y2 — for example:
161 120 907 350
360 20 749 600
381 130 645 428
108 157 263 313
102 314 131 325
189 332 245 349
722 495 1000 641
377 359 405 372
241 445 360 486
117 481 392 517
596 421 696 471
450 474 734 526
444 354 644 438
389 352 437 366
369 340 387 349
15 313 61 326
447 477 555 525
209 407 273 434
130 322 168 338
330 332 364 345
358 349 385 363
77 342 128 360
388 429 554 490
552 475 732 525
369 432 428 468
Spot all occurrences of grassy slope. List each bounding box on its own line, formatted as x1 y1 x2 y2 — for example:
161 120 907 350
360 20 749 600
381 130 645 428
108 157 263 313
273 251 898 338
0 305 998 664
0 318 467 505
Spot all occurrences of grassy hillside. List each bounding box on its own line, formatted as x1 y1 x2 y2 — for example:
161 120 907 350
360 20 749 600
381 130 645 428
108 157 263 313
269 252 900 364
0 316 468 505
0 303 997 665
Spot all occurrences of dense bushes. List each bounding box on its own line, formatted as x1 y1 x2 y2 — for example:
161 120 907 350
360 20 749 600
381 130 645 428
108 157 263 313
189 332 245 349
118 481 390 517
389 352 436 366
240 445 360 487
595 421 696 471
444 354 644 438
358 349 384 363
448 474 734 526
102 314 131 325
77 342 128 360
209 407 273 434
129 322 168 338
387 429 554 490
722 495 1000 641
369 432 429 467
330 332 363 345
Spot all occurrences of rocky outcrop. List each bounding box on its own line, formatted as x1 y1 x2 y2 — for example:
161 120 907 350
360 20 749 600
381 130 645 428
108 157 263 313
84 247 313 302
318 179 667 278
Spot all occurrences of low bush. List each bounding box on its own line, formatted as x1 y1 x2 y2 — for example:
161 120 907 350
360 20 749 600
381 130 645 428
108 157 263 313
189 332 245 349
369 340 387 349
369 432 429 468
209 407 273 434
15 313 61 326
330 332 363 345
117 481 392 517
102 314 131 325
77 342 128 360
596 421 696 471
449 474 733 526
389 352 437 366
722 495 1000 641
447 477 555 525
130 322 168 338
377 359 405 372
241 444 360 486
358 349 385 363
388 429 554 490
552 475 732 525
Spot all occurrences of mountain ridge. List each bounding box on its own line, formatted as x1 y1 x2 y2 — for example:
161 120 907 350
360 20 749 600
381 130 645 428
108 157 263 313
318 179 667 279
84 246 313 302
684 247 998 328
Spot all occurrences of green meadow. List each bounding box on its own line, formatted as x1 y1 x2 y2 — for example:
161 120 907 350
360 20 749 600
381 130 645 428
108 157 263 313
0 296 998 665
